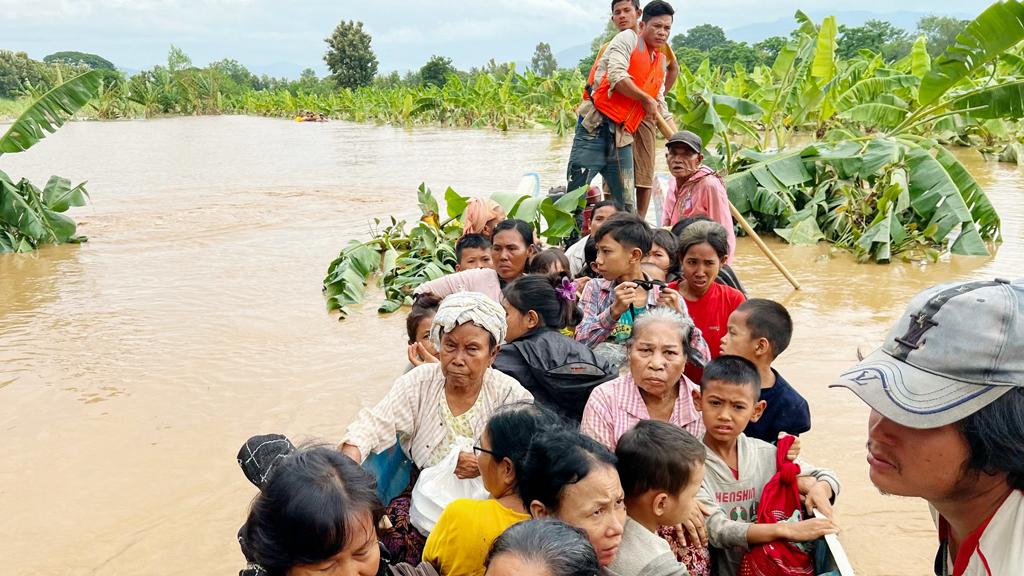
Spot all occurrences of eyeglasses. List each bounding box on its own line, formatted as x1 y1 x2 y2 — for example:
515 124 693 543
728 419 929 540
473 445 497 458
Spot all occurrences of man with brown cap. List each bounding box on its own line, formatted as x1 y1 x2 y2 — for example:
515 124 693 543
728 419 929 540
832 278 1024 576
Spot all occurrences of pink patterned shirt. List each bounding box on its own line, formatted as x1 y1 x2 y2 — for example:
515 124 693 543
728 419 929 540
580 372 706 450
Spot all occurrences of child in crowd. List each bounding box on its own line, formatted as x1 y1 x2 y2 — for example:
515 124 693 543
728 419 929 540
719 299 811 444
610 420 706 576
694 356 839 576
576 214 688 368
644 229 679 282
528 247 571 275
573 236 601 300
456 234 494 271
406 294 441 368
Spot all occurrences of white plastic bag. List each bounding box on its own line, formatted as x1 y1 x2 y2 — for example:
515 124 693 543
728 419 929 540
409 437 489 535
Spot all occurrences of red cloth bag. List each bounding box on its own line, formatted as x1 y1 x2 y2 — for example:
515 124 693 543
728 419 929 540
738 435 815 576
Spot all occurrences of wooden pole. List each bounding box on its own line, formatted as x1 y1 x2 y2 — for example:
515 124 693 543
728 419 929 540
654 114 801 291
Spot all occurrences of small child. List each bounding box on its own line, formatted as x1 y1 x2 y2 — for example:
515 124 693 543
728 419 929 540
528 247 571 275
455 233 493 271
694 356 839 576
406 294 440 368
720 299 811 444
644 229 679 282
611 420 706 576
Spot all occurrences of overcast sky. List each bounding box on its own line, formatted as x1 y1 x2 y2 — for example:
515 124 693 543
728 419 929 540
0 0 995 76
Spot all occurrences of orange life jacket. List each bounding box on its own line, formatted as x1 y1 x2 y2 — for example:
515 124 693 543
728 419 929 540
588 37 665 134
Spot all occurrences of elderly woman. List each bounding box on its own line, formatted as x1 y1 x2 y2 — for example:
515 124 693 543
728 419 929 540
579 307 710 576
340 292 533 564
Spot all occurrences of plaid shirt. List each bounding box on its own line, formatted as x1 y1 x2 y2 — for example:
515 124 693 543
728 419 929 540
575 278 711 363
581 372 706 450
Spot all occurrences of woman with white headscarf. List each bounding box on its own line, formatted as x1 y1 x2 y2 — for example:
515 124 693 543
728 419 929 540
340 292 533 563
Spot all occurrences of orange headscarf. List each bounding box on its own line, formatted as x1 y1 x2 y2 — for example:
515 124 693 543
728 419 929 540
461 198 505 238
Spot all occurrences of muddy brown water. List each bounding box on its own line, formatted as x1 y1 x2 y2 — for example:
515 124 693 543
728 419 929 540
1 116 1021 575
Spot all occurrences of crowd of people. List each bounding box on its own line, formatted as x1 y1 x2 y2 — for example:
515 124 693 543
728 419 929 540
235 0 1024 574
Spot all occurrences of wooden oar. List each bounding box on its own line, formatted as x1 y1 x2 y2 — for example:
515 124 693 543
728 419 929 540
654 113 801 291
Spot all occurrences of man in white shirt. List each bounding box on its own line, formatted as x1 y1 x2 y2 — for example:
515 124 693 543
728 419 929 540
832 279 1024 576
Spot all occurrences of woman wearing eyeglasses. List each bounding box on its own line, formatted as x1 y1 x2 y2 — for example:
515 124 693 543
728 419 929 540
422 403 561 576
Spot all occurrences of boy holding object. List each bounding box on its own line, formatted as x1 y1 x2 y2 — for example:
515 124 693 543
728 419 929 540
694 356 840 576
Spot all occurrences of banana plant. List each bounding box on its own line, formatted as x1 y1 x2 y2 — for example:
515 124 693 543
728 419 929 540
0 70 100 253
322 183 587 318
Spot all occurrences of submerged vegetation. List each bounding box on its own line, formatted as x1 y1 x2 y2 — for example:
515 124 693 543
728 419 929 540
0 71 100 253
323 184 586 317
1 3 1022 265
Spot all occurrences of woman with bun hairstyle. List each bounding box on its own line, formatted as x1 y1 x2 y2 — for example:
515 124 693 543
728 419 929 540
493 273 615 422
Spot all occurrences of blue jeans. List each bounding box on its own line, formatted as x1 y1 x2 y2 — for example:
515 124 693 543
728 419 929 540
566 120 636 213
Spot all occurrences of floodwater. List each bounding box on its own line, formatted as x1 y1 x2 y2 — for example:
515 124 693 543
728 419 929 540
1 116 1021 576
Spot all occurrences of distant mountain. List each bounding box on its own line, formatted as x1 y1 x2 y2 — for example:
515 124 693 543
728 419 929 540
725 10 975 43
555 43 592 69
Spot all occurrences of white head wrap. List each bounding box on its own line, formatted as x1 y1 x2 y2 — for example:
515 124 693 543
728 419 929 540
430 291 507 349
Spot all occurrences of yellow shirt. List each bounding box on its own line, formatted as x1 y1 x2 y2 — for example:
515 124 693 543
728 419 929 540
422 499 530 576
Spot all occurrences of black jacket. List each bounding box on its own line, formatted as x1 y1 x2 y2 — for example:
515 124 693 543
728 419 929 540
493 328 616 422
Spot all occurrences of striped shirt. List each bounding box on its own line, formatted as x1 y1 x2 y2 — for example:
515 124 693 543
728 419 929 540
343 363 533 468
581 372 706 450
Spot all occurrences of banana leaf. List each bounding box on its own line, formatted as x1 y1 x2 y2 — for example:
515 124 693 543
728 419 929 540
0 70 102 155
811 16 838 84
911 37 931 79
945 80 1024 120
918 0 1024 107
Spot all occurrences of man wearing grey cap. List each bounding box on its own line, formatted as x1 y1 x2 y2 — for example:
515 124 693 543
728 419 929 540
662 131 735 262
832 278 1024 576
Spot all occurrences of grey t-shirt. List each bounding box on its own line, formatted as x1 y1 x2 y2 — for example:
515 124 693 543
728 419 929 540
606 517 689 576
697 433 840 576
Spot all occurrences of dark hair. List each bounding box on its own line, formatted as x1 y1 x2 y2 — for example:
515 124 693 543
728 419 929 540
700 355 762 401
736 299 793 358
577 236 600 279
593 213 652 255
677 220 729 262
242 446 384 575
486 519 600 576
960 388 1024 490
503 273 575 331
486 403 564 488
406 294 441 345
651 228 679 278
642 0 674 22
590 200 619 225
519 429 617 513
528 247 571 275
492 219 536 248
616 420 705 498
456 234 492 264
610 0 640 11
670 214 712 238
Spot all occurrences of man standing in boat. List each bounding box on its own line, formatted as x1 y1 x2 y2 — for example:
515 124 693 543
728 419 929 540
566 0 675 214
832 279 1024 575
